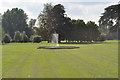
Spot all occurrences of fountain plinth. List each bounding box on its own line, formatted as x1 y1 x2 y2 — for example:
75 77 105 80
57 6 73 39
37 33 79 49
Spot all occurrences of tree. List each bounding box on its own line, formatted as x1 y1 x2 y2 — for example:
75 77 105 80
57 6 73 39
26 19 36 38
36 3 53 41
62 17 73 42
28 19 36 28
3 33 11 43
2 8 28 38
38 3 53 28
13 31 22 42
21 31 29 42
86 21 100 42
99 4 120 35
35 27 48 41
71 19 87 42
47 4 67 42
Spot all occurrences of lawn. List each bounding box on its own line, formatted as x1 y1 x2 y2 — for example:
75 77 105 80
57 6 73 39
2 40 118 78
0 44 2 79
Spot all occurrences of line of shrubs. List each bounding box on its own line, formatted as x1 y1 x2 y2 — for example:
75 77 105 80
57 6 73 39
2 31 106 43
2 31 42 43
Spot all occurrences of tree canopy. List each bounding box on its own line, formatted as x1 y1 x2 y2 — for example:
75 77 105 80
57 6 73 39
2 8 28 38
1 3 105 43
99 4 120 34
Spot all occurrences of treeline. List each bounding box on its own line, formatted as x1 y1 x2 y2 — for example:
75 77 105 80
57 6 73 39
2 3 119 43
32 4 104 43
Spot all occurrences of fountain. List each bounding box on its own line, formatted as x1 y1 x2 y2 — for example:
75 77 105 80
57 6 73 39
37 33 79 49
51 33 59 46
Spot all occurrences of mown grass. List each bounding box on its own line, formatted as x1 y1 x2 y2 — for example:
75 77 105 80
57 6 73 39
0 44 2 79
2 40 118 78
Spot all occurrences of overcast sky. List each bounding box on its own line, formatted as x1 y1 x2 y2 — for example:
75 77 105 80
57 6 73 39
0 0 119 24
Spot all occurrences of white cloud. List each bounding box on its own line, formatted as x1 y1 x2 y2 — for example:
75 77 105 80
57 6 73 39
0 0 119 25
1 0 119 4
62 2 118 24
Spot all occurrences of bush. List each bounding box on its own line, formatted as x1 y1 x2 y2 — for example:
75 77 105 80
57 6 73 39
2 34 11 43
13 31 22 42
98 35 106 42
21 31 29 42
32 35 42 43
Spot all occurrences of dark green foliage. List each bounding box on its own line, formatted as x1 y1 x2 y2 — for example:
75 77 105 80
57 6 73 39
2 8 28 38
98 35 106 41
32 35 42 43
26 19 36 38
35 27 48 41
13 31 22 42
3 34 11 43
1 4 103 43
47 4 70 42
86 21 101 42
34 4 102 43
38 3 53 27
69 20 100 42
36 3 53 41
70 19 87 42
28 19 36 28
14 31 29 42
99 4 119 34
21 31 29 42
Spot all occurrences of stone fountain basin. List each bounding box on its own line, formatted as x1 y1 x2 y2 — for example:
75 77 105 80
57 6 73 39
37 46 79 49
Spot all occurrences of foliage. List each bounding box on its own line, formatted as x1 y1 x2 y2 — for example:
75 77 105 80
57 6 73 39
28 19 36 28
32 35 42 43
38 3 53 27
99 4 120 34
23 19 36 38
69 20 100 42
13 31 22 42
2 33 11 43
70 19 87 42
2 8 28 38
86 21 101 42
1 4 104 43
46 4 69 42
35 27 49 41
26 19 36 38
21 31 29 42
36 3 53 41
98 35 106 41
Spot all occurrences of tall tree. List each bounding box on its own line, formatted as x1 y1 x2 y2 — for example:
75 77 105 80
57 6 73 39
2 8 28 38
62 17 73 42
38 3 53 28
47 4 67 42
36 3 53 41
71 19 87 42
99 4 120 35
86 21 100 42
